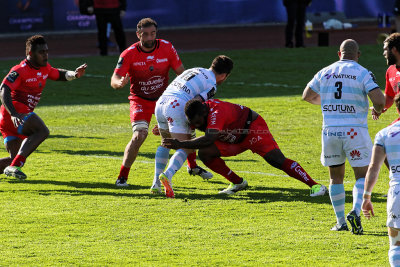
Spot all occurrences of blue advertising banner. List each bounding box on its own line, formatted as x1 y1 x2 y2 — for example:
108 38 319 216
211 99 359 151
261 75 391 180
0 0 397 34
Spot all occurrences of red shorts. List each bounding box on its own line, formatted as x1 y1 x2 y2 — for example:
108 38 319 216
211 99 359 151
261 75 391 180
129 95 157 124
0 102 30 141
215 116 279 157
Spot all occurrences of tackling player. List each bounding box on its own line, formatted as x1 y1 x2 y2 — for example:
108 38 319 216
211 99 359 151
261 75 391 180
111 18 212 187
162 99 327 197
362 94 400 267
153 56 233 198
303 39 385 234
0 35 87 179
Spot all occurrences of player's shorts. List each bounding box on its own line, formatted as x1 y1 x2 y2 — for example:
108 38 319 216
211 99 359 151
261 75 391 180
214 116 279 157
129 95 157 124
0 102 31 143
387 184 400 228
155 96 190 134
321 126 372 167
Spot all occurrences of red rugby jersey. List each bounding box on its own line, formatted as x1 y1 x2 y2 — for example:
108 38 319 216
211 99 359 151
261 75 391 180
114 39 182 101
385 64 400 98
205 99 251 144
1 59 60 111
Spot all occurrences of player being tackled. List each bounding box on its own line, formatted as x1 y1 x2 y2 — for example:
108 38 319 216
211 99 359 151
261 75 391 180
162 99 327 197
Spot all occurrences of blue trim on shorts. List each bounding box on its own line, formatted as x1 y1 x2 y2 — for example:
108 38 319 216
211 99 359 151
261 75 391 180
4 136 19 144
17 112 35 135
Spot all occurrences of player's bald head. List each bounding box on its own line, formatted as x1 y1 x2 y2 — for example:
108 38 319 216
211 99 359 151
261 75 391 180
339 39 360 60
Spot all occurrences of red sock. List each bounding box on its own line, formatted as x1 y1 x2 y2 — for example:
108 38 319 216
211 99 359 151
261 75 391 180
282 158 317 187
11 154 26 167
203 157 243 184
187 152 197 169
118 165 130 180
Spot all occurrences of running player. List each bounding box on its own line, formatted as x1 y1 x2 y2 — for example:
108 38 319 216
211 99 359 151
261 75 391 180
362 94 400 266
111 17 212 187
162 99 327 197
0 35 87 179
153 55 233 198
303 39 385 233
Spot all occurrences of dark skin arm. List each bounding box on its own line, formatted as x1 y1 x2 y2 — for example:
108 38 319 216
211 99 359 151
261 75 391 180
0 83 26 127
163 129 220 149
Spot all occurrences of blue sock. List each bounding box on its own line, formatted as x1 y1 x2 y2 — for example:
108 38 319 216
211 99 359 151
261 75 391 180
329 184 346 225
352 178 365 216
152 146 169 188
164 149 188 180
389 246 400 267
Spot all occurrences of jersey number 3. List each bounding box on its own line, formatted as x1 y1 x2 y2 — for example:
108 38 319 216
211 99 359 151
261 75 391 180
334 81 342 99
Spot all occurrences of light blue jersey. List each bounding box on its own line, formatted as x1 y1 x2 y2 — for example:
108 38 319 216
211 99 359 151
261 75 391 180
162 67 217 102
308 59 379 128
375 121 400 186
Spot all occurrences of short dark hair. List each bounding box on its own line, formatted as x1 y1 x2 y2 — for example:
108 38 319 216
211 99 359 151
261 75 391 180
395 93 400 112
137 18 158 32
210 55 233 75
385 33 400 52
185 99 205 121
26 35 46 56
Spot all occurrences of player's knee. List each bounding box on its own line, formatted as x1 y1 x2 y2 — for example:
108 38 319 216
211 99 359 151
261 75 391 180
132 129 148 142
389 227 400 246
41 126 50 139
198 148 216 163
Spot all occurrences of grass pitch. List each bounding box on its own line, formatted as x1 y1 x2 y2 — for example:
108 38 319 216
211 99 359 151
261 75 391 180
0 45 393 265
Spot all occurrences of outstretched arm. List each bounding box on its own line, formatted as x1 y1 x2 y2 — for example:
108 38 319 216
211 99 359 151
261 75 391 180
163 129 219 149
57 63 87 81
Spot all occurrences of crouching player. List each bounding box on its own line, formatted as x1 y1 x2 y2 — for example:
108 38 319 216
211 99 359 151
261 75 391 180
362 94 400 267
0 35 87 179
162 99 327 196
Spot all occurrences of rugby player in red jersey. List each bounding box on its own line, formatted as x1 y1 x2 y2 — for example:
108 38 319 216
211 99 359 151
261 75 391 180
0 35 87 180
372 33 400 122
111 17 212 187
162 99 327 196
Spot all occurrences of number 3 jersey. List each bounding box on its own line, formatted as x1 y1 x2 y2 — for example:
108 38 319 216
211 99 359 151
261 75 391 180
162 67 217 102
307 59 379 128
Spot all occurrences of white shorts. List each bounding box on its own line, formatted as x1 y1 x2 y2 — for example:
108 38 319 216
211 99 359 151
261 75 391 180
155 96 191 134
387 184 400 228
321 127 372 167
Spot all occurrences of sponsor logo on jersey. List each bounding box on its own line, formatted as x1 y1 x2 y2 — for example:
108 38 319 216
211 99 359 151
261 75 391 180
347 128 357 139
133 61 145 66
324 154 341 158
350 149 361 159
325 72 356 80
322 104 355 113
6 71 19 83
43 74 48 80
26 78 38 82
37 72 42 77
116 57 124 68
390 131 400 138
290 162 298 169
369 71 377 83
139 76 165 94
156 58 168 63
146 56 155 61
391 165 400 173
249 136 262 145
210 112 217 125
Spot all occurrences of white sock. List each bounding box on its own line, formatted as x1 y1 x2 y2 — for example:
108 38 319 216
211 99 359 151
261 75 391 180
352 178 365 216
164 149 188 181
152 146 169 188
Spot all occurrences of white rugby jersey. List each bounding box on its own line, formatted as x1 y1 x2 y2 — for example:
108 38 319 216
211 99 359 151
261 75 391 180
375 121 400 186
162 67 217 102
307 59 379 128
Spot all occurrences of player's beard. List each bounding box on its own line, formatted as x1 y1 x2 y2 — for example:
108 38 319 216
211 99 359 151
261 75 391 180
387 51 397 65
143 40 155 49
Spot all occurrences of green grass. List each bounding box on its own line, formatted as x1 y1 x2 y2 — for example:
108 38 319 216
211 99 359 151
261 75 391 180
0 45 394 265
